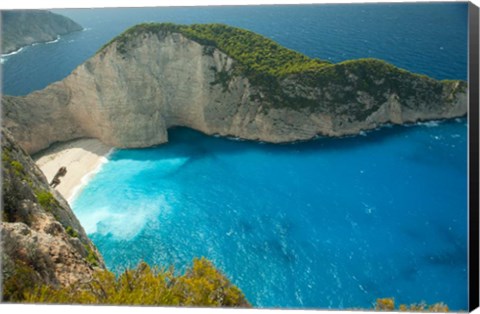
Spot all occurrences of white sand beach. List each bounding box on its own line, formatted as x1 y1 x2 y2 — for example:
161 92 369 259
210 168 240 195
34 138 113 203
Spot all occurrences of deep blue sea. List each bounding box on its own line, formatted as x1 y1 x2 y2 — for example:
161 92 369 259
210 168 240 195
2 3 468 310
1 3 467 95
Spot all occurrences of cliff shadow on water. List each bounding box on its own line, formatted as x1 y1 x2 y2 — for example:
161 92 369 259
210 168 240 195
163 118 467 155
98 117 467 184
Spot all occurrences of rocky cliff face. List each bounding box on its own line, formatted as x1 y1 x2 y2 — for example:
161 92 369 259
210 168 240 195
1 10 83 54
1 128 104 301
2 24 467 154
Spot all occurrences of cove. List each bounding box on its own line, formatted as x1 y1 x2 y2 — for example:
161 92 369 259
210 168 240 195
72 119 467 310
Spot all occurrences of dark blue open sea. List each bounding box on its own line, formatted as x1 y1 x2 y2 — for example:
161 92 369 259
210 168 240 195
2 3 468 310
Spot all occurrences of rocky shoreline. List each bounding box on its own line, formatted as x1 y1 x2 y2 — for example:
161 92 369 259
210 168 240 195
1 10 83 55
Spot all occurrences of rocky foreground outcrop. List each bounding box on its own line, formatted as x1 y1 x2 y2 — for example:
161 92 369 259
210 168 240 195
1 10 83 54
1 128 104 301
2 23 467 154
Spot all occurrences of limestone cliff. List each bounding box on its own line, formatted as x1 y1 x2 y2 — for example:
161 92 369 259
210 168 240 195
1 10 82 54
2 23 467 154
1 128 105 301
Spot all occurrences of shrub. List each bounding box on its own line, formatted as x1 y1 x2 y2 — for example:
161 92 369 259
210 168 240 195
2 149 12 163
2 260 41 301
375 298 449 312
34 190 56 211
10 160 24 173
65 226 78 238
83 244 99 267
375 297 395 311
21 258 250 307
174 258 248 306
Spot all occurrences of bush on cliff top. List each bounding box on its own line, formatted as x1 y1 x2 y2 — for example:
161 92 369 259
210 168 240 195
15 258 250 307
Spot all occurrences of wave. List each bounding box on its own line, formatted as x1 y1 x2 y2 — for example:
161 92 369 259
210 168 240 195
1 46 24 57
227 136 245 142
1 36 60 58
417 120 441 127
45 36 60 44
68 148 116 204
78 194 165 240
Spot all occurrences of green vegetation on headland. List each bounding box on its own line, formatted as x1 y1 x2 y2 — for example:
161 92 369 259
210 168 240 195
99 23 466 111
5 258 250 307
99 22 331 77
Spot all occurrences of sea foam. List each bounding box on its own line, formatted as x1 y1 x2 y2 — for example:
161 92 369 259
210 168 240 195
78 196 166 240
417 120 441 127
1 46 24 58
45 36 60 44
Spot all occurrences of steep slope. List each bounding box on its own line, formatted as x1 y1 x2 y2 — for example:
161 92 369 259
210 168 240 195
1 128 104 301
2 23 467 154
1 10 82 54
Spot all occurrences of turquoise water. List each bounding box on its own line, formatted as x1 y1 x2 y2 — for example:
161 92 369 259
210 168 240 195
2 3 468 310
72 120 468 309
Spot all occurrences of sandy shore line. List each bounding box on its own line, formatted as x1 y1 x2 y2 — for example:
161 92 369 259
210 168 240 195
34 138 113 203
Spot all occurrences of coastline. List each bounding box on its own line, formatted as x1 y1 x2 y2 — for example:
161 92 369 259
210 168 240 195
1 35 60 57
1 46 25 57
30 117 464 204
34 138 113 203
1 32 69 57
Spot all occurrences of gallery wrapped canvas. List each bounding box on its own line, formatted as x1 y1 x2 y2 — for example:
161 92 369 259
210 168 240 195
1 0 478 312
